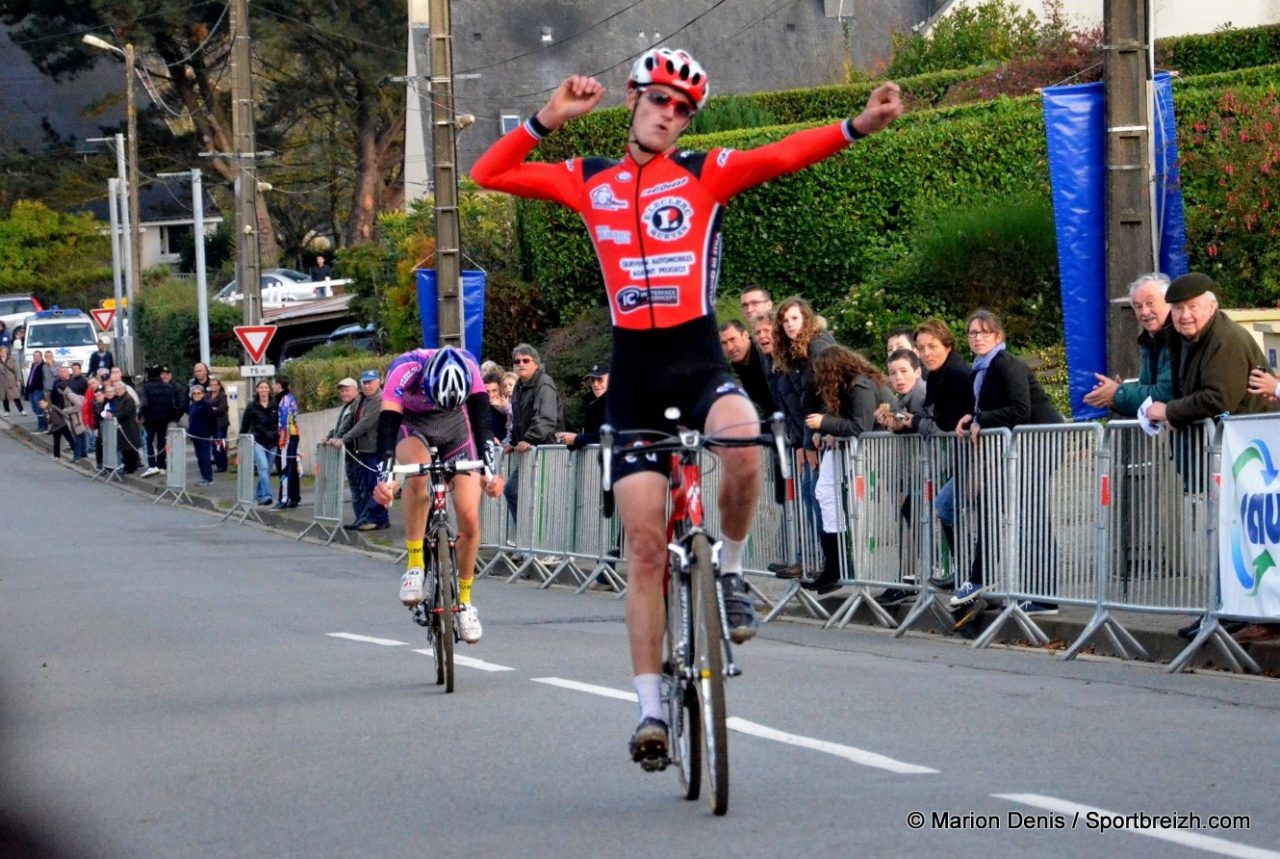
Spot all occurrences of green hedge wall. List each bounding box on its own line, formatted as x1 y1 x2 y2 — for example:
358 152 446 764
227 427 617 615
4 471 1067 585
519 96 1050 313
1157 24 1280 76
516 72 1280 318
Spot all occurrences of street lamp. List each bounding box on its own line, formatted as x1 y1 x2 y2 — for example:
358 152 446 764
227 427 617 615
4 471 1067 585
82 33 141 372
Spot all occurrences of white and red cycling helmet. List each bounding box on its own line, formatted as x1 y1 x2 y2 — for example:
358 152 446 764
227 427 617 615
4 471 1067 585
628 48 709 111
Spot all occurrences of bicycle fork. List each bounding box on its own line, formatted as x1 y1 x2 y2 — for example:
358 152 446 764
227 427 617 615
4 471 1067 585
668 538 741 678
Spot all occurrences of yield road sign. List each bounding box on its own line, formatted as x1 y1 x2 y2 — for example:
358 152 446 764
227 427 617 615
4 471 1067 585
234 325 278 364
89 308 116 332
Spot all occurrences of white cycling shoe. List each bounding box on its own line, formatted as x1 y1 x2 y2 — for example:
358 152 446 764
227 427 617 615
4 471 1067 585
456 605 483 644
399 567 425 606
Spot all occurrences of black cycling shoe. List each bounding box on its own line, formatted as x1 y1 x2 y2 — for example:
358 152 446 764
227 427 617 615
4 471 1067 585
721 575 758 644
629 717 670 772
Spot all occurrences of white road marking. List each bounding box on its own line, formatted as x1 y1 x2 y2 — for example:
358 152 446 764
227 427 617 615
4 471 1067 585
532 677 937 774
726 717 939 774
994 794 1280 859
531 677 638 702
327 633 407 646
412 649 514 672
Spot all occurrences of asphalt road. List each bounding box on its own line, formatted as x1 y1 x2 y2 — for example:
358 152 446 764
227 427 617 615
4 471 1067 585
2 431 1278 859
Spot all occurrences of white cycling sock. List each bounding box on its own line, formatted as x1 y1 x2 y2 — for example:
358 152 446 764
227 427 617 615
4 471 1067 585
634 673 664 722
719 536 747 575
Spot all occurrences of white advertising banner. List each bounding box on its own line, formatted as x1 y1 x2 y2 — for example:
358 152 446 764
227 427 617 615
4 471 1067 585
1219 418 1280 619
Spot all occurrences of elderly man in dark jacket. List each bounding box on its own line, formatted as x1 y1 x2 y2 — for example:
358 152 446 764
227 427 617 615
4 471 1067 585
504 343 563 524
1147 273 1278 428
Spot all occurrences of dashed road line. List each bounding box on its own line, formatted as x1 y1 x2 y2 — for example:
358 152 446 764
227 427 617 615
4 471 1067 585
412 649 515 672
726 717 938 774
532 676 938 774
994 794 1280 859
327 632 408 646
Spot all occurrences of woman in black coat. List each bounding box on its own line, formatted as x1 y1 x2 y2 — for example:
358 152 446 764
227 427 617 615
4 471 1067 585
951 310 1062 611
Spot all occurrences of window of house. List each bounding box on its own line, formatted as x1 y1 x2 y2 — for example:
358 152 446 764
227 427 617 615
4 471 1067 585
160 224 192 259
500 113 520 134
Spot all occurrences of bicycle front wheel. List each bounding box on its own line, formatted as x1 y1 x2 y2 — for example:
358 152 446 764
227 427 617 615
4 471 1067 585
666 571 701 801
434 525 456 693
691 533 729 815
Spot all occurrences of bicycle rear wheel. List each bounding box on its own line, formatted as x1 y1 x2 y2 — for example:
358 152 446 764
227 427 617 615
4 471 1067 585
665 573 701 801
434 525 456 693
691 533 729 815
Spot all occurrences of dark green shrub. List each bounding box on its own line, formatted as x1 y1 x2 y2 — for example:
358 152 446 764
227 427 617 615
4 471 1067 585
886 0 1042 79
688 96 778 135
282 353 394 413
1157 23 1280 76
538 306 611 432
133 279 242 374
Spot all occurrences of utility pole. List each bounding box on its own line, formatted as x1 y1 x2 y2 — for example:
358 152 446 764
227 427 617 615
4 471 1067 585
106 178 126 345
230 0 262 326
1103 0 1155 379
427 0 464 350
125 43 142 319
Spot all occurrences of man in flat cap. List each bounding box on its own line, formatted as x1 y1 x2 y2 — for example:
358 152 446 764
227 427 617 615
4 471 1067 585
1145 272 1277 428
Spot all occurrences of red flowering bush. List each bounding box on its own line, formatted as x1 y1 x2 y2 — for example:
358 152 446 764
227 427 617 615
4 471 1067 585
1177 88 1280 306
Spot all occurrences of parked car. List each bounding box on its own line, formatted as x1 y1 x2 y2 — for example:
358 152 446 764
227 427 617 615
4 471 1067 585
278 322 381 364
0 293 43 331
214 269 348 307
19 308 99 374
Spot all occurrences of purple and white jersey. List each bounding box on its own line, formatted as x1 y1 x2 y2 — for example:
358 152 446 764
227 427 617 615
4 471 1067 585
381 348 485 415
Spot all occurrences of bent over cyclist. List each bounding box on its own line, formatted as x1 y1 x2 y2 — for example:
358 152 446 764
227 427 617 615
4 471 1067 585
372 347 504 643
473 48 902 765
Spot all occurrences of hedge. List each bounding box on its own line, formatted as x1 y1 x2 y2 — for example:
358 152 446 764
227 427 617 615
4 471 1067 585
516 75 1280 318
283 354 394 413
1156 23 1280 77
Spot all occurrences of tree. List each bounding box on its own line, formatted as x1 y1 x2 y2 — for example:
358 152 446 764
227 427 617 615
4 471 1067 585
0 200 112 307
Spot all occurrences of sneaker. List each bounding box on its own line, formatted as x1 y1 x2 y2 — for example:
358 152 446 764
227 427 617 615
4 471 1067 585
196 479 213 486
773 562 803 579
158 468 166 475
399 567 425 606
141 466 160 477
629 717 670 771
1016 600 1059 616
876 588 913 607
928 573 955 590
457 605 483 643
949 581 986 607
356 521 379 531
720 575 757 644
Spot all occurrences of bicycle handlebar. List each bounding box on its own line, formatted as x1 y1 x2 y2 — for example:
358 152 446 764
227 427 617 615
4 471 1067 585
598 412 792 515
391 458 485 478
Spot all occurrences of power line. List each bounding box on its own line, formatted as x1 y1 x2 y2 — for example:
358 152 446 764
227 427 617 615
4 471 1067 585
455 0 653 75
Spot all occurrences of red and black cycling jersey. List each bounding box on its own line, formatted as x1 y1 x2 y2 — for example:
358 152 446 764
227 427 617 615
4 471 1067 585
471 117 862 331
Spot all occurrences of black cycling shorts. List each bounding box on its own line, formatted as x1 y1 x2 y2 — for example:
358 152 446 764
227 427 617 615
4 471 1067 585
400 407 478 464
607 316 751 481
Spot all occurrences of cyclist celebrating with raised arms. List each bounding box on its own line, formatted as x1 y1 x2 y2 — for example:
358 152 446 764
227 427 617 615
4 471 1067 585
373 347 504 643
472 48 902 767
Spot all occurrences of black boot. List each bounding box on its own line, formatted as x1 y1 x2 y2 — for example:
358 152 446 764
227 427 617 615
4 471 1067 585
803 532 843 595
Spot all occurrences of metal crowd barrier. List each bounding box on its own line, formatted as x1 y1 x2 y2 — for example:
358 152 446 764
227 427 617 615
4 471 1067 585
154 426 191 505
477 454 517 578
564 446 625 594
92 416 122 483
299 442 350 545
222 436 265 524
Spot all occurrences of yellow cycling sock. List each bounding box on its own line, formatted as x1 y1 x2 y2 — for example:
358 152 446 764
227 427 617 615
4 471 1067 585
406 540 424 570
459 577 473 606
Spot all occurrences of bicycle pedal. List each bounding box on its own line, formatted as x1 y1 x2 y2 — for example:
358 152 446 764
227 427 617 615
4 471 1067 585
638 755 671 773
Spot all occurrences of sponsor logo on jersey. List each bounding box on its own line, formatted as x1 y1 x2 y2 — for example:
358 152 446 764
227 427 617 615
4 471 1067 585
640 176 690 197
616 171 632 183
589 185 628 212
642 196 694 242
594 225 632 245
615 285 680 313
618 252 695 278
716 149 734 167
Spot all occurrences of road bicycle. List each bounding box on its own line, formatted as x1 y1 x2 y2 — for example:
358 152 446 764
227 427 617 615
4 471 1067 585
600 409 790 815
393 453 485 694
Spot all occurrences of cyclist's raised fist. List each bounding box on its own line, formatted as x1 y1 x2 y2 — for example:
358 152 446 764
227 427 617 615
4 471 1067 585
537 76 606 131
851 82 904 136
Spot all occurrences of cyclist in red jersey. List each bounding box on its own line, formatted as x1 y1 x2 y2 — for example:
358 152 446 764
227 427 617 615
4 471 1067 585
472 48 902 768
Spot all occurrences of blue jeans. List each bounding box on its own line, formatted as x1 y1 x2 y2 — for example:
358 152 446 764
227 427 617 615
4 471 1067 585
359 452 388 526
797 458 822 562
935 478 956 527
252 441 273 502
193 438 213 482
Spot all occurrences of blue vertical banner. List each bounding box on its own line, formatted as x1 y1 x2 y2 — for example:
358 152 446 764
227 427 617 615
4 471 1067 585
1043 71 1187 421
416 269 487 359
